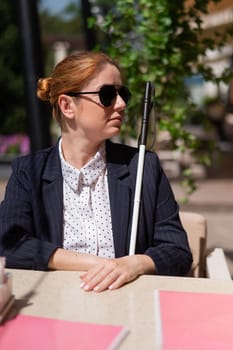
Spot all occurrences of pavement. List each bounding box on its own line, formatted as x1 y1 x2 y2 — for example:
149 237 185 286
0 162 233 277
171 179 233 277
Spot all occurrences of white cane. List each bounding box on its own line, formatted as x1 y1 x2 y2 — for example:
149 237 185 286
129 82 155 255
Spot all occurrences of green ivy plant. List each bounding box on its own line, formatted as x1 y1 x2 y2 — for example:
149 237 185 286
89 0 233 198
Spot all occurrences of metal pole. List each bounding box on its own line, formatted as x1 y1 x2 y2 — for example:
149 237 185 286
81 0 96 50
16 0 51 152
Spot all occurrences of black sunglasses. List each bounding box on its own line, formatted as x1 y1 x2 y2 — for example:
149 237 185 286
67 84 131 107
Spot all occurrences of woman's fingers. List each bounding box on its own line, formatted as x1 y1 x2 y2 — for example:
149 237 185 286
80 257 136 292
80 260 118 291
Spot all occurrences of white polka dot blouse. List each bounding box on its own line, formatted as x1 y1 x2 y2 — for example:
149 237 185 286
59 139 115 258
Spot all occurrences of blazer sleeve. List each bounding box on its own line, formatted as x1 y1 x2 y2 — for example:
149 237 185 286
137 151 193 276
0 158 61 270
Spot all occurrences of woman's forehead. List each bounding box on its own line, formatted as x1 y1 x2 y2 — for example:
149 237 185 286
83 64 122 89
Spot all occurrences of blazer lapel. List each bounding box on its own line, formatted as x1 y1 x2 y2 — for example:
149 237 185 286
42 145 63 245
106 142 133 257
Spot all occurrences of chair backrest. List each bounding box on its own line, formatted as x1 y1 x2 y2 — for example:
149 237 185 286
180 211 207 277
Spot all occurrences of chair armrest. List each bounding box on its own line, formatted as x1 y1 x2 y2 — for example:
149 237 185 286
206 248 232 280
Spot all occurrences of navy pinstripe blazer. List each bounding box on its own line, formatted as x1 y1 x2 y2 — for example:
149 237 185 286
0 140 192 275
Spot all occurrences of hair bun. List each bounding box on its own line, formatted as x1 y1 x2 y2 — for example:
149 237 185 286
37 77 52 102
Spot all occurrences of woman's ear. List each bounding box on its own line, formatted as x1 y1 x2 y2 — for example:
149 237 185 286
58 94 75 119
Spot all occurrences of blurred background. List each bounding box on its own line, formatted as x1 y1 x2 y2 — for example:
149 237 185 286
0 0 233 275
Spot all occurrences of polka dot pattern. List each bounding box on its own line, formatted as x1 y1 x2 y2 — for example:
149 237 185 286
59 140 115 258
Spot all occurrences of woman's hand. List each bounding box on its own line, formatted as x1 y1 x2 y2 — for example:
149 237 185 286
80 254 155 292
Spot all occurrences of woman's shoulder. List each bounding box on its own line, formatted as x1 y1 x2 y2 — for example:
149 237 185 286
106 139 159 162
12 144 59 174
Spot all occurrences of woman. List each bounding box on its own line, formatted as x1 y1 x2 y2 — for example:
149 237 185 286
0 51 192 292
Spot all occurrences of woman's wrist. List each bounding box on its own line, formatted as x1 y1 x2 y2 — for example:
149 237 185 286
136 254 156 275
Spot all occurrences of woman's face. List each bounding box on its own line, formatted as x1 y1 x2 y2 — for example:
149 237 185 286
63 63 127 144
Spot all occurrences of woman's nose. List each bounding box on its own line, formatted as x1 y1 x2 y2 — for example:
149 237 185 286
115 94 127 110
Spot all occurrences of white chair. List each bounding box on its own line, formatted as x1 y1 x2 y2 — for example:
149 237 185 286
180 211 231 280
206 247 232 280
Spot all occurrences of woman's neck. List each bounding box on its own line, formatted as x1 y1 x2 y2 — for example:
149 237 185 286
61 136 103 169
